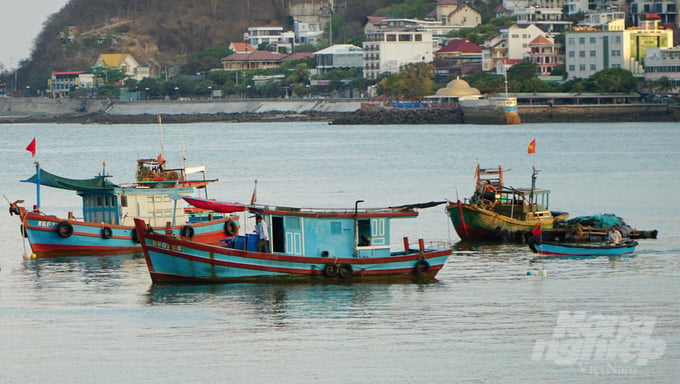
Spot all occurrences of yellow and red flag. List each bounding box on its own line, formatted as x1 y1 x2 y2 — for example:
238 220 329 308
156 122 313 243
527 139 536 154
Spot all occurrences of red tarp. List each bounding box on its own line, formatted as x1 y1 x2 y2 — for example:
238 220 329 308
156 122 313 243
183 196 249 213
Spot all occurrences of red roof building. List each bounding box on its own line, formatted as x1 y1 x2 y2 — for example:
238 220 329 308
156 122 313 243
527 35 558 76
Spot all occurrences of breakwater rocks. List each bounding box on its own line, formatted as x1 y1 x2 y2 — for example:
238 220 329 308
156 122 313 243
330 108 463 124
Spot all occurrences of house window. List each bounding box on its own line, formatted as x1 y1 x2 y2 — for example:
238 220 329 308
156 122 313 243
579 51 586 57
569 65 575 71
579 37 585 44
579 64 586 71
399 34 412 41
415 34 422 41
589 37 596 44
590 50 596 57
590 64 597 70
387 34 396 41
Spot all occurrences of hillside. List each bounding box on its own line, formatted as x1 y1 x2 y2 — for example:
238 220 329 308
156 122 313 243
18 0 396 89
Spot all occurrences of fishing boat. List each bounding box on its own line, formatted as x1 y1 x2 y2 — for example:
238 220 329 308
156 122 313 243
134 198 453 283
528 236 638 257
446 165 567 242
9 161 239 258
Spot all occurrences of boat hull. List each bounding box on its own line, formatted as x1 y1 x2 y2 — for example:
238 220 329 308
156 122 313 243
446 201 554 242
529 238 638 257
19 212 235 258
134 219 452 283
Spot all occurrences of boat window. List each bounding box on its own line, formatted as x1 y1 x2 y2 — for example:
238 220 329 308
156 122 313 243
96 195 103 207
285 216 301 230
121 195 128 207
330 222 341 235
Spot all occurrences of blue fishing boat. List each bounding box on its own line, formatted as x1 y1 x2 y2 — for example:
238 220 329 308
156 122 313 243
134 198 452 283
10 160 238 258
528 236 638 257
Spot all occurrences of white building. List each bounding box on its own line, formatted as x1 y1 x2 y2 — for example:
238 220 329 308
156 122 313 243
644 47 680 92
579 11 627 29
515 7 572 32
315 44 364 74
362 30 434 80
564 20 674 79
244 26 296 52
507 24 549 60
294 21 323 44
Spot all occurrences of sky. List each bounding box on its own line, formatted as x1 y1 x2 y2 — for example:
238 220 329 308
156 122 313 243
0 0 70 70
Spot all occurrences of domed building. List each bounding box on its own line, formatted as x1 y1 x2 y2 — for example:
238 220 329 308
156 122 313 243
425 76 483 107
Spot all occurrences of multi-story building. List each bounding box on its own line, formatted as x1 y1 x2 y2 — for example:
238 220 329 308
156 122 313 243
515 6 573 32
481 32 509 72
315 44 364 74
564 20 674 79
244 27 296 52
427 0 482 28
362 30 434 80
48 71 85 97
527 35 559 76
507 24 550 60
629 0 678 26
644 47 680 92
434 38 482 77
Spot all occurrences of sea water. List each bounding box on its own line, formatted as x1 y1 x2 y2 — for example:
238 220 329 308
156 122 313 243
0 121 678 383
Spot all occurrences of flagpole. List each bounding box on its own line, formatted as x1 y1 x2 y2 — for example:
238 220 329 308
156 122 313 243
36 161 41 211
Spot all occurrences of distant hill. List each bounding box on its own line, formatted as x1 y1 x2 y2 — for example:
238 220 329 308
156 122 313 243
18 0 399 89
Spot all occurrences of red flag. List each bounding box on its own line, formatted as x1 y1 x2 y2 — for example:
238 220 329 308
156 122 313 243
250 180 258 205
532 225 542 237
156 153 164 163
527 139 536 154
25 137 37 157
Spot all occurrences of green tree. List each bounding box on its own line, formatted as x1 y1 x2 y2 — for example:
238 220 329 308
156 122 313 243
587 68 637 92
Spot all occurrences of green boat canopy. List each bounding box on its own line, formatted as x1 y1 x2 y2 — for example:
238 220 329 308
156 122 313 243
22 168 118 191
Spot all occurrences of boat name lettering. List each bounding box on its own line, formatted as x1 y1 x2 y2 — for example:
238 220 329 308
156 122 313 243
152 240 182 252
37 221 57 229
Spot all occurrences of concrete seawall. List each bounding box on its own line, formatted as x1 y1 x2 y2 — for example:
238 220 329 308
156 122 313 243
1 97 677 124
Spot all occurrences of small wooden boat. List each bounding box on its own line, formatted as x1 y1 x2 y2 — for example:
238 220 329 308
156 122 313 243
10 161 237 258
446 165 567 242
528 236 638 257
134 198 453 283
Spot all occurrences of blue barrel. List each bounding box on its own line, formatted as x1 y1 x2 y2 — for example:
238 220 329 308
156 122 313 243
233 235 245 249
246 234 259 251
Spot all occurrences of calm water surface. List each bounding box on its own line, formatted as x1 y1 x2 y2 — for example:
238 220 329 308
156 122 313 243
1 122 679 383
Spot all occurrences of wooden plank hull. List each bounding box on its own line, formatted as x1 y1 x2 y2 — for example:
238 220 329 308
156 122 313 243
446 201 554 242
134 219 452 284
19 212 234 258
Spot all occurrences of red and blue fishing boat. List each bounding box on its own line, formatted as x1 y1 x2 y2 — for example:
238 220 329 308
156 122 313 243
9 160 238 258
134 198 452 283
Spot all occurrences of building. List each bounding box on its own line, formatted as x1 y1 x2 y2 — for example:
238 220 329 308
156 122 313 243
428 0 482 27
293 20 323 44
515 7 573 32
362 30 434 80
564 19 674 79
507 24 550 60
644 47 680 92
629 1 678 26
48 71 85 97
482 32 509 72
527 35 559 76
243 26 296 52
434 39 483 77
93 53 149 81
221 51 288 71
229 42 256 53
315 45 364 74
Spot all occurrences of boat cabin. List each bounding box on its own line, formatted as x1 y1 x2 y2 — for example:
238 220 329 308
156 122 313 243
238 206 419 258
78 186 194 226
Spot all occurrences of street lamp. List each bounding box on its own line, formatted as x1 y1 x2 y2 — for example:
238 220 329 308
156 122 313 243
208 86 212 100
25 85 30 98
